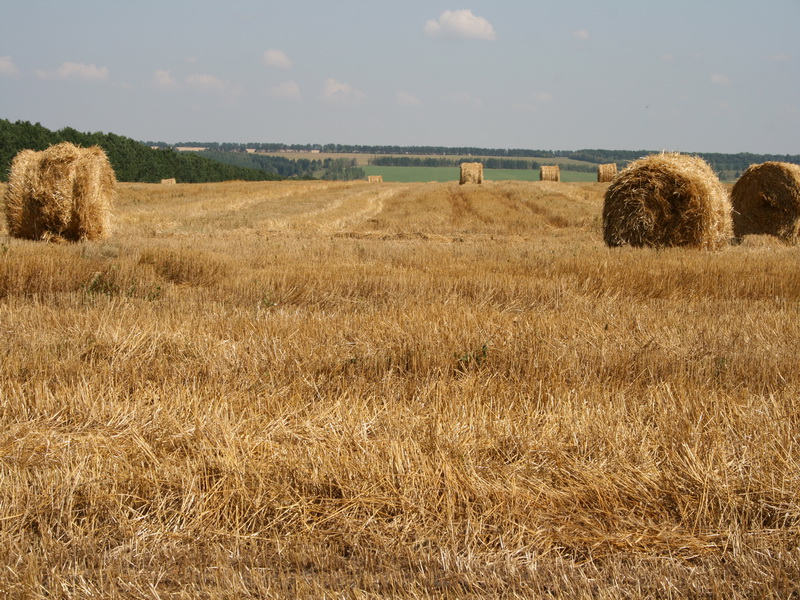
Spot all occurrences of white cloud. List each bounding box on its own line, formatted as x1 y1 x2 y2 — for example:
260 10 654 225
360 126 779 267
423 9 496 41
150 69 178 90
573 29 590 40
186 73 228 92
320 78 366 105
397 91 421 108
0 56 19 76
263 49 293 69
185 73 244 104
271 80 301 100
36 61 109 81
710 73 731 85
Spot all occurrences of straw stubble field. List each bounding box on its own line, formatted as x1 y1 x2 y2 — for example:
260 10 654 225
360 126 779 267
1 179 799 598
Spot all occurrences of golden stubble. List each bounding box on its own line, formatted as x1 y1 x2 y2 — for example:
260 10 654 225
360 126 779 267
1 179 799 597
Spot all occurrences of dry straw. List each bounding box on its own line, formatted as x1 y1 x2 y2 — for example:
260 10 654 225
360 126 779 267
161 178 177 185
540 165 560 182
602 152 732 249
459 162 484 185
731 161 800 241
5 142 116 242
367 175 383 183
597 163 618 183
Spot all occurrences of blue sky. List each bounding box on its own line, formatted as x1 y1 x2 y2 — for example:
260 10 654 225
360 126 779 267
1 0 798 153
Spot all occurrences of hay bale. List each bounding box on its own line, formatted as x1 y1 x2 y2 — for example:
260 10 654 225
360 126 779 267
602 152 732 249
4 142 115 242
459 162 483 185
597 163 618 183
367 175 383 183
161 178 177 185
731 161 800 241
540 165 560 182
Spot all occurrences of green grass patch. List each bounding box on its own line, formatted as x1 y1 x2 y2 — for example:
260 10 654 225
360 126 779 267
362 166 458 182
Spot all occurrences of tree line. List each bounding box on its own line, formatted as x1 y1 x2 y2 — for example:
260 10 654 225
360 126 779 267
198 151 365 180
0 120 281 183
0 120 368 183
6 119 797 183
166 140 800 179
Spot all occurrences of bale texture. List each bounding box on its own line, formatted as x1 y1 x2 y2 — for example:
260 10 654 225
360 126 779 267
597 163 618 183
540 165 560 182
602 153 732 249
459 162 483 185
731 161 800 241
4 142 116 242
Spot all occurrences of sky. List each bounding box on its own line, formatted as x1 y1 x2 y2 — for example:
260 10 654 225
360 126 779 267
1 0 798 154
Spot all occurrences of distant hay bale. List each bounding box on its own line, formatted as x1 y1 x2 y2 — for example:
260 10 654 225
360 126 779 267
731 161 800 241
5 142 115 242
540 165 560 182
367 175 383 183
602 152 732 249
161 178 177 185
597 163 618 183
459 162 483 185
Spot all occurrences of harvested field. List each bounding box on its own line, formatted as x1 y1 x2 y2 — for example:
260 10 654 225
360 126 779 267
1 179 798 598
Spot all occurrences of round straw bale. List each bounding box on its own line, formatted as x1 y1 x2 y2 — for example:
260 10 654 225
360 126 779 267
460 162 483 185
540 165 560 182
602 152 732 249
4 149 40 240
731 161 800 241
4 142 116 242
597 163 618 183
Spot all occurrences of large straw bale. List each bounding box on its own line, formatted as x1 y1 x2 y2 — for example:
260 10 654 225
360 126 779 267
602 152 732 249
161 178 177 185
597 163 618 183
540 165 560 182
731 161 800 241
459 162 483 185
367 175 383 183
4 142 116 242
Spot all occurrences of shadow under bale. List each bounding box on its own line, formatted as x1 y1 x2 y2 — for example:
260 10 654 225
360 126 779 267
602 152 732 250
731 161 800 242
4 142 116 242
